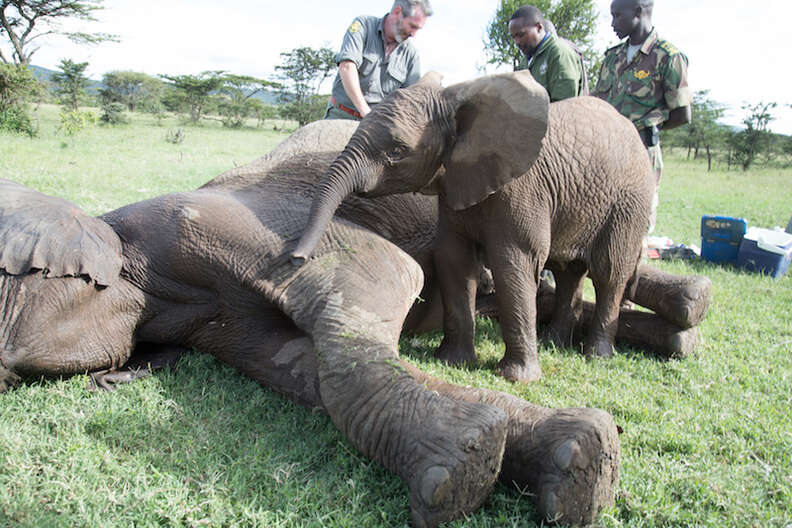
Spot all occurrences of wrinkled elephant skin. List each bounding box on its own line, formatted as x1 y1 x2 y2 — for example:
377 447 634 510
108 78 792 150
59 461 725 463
0 120 621 526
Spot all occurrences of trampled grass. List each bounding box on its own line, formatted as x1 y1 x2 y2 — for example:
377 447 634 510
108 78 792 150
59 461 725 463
1 109 791 527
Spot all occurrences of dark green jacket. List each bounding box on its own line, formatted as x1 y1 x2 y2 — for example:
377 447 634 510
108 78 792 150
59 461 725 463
516 33 584 101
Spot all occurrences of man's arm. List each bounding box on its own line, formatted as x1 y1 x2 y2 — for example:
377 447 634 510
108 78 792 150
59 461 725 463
338 61 372 118
662 105 691 130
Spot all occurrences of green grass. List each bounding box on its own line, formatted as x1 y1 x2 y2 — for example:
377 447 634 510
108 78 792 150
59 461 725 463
2 110 792 527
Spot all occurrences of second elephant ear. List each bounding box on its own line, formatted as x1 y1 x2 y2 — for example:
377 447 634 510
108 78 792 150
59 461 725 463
439 71 549 210
0 179 123 287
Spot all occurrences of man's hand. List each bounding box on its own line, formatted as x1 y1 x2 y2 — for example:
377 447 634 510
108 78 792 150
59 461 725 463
663 105 691 130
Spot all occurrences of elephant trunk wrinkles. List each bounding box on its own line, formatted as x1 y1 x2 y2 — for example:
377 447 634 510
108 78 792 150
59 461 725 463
290 151 368 266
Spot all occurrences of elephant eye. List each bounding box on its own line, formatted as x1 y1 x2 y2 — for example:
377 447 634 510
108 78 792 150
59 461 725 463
385 146 406 164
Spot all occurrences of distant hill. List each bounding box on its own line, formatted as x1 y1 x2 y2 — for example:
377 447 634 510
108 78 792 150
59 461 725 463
28 64 282 104
29 64 104 94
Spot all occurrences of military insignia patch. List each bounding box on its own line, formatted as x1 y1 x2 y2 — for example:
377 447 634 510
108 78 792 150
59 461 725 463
348 20 363 34
634 70 650 80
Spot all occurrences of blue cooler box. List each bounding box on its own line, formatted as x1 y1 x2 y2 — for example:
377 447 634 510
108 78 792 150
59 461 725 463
737 228 792 279
701 215 748 264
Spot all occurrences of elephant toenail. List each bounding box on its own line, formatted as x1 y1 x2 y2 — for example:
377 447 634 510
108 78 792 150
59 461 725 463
420 466 452 508
540 489 560 519
554 439 582 471
460 429 482 452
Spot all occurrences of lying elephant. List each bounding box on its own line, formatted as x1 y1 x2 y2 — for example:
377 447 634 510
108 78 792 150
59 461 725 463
0 120 619 526
0 119 710 526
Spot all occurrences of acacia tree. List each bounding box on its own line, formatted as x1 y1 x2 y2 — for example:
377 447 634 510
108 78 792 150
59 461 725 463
159 71 225 124
0 0 118 65
51 57 88 110
216 73 278 128
677 90 727 171
483 0 599 73
274 46 335 126
729 101 777 171
100 70 163 112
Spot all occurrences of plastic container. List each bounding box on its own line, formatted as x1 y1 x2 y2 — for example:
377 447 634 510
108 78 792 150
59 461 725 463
700 215 747 264
737 227 792 279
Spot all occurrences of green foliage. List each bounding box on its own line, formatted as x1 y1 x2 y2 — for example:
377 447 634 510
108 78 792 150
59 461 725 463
484 0 599 72
0 62 39 136
59 108 95 136
51 58 91 111
727 101 778 171
159 70 225 124
275 46 336 126
661 90 728 171
100 70 164 112
99 101 128 124
216 73 278 128
0 0 118 65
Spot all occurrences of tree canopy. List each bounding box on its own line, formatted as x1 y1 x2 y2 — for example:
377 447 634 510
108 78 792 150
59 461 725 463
0 0 118 65
51 57 89 111
274 46 336 126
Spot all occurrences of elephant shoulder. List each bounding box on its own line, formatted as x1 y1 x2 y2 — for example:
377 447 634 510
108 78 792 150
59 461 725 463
0 179 123 287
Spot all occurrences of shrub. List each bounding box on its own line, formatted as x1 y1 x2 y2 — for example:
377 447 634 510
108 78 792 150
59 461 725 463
59 109 96 136
100 101 129 124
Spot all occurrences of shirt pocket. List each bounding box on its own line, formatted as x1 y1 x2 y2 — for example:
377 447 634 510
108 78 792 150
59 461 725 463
359 53 380 77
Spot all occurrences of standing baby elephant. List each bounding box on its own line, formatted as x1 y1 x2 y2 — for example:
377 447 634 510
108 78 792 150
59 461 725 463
293 71 654 383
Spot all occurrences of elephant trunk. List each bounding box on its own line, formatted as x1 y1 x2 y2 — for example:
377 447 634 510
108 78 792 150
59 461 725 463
291 151 370 266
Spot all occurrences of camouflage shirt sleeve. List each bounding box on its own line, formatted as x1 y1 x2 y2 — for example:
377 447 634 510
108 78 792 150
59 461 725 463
662 51 691 110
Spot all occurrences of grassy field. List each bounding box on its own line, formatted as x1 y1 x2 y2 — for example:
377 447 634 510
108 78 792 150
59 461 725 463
1 106 791 527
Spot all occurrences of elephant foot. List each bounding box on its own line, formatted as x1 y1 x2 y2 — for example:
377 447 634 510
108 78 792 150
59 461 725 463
434 339 477 366
407 399 508 527
630 265 712 329
500 407 621 526
583 339 615 359
0 361 22 393
497 357 542 383
541 321 576 349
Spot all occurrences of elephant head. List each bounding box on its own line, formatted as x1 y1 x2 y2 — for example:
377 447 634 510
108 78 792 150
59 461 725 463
291 71 549 264
0 179 142 390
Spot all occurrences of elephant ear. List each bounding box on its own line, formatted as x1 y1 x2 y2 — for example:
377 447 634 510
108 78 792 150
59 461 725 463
439 71 549 210
0 179 123 286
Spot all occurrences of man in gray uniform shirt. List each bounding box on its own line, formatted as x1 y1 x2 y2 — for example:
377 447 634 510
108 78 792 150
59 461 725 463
324 0 433 120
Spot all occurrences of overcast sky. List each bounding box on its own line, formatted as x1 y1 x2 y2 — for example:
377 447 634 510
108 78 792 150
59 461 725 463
8 0 792 134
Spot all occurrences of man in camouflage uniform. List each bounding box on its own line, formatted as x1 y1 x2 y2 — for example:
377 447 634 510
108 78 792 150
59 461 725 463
324 0 432 121
594 0 691 231
509 5 586 101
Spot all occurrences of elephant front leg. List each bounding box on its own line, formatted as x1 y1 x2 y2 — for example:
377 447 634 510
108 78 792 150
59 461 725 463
434 230 479 366
318 336 507 528
490 250 542 382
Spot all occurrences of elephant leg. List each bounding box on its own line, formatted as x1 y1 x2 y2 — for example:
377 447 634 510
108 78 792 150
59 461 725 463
584 275 626 358
282 241 507 527
628 264 712 328
433 229 479 366
542 261 587 348
489 248 543 382
402 361 620 526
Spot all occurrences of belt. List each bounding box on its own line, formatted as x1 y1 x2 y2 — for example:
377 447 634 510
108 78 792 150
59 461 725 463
331 96 362 119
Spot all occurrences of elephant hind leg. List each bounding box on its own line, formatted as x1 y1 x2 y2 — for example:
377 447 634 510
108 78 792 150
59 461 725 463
88 343 188 391
542 261 587 348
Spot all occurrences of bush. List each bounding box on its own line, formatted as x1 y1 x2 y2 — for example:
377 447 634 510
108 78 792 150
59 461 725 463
100 101 129 124
0 105 38 137
59 109 96 136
